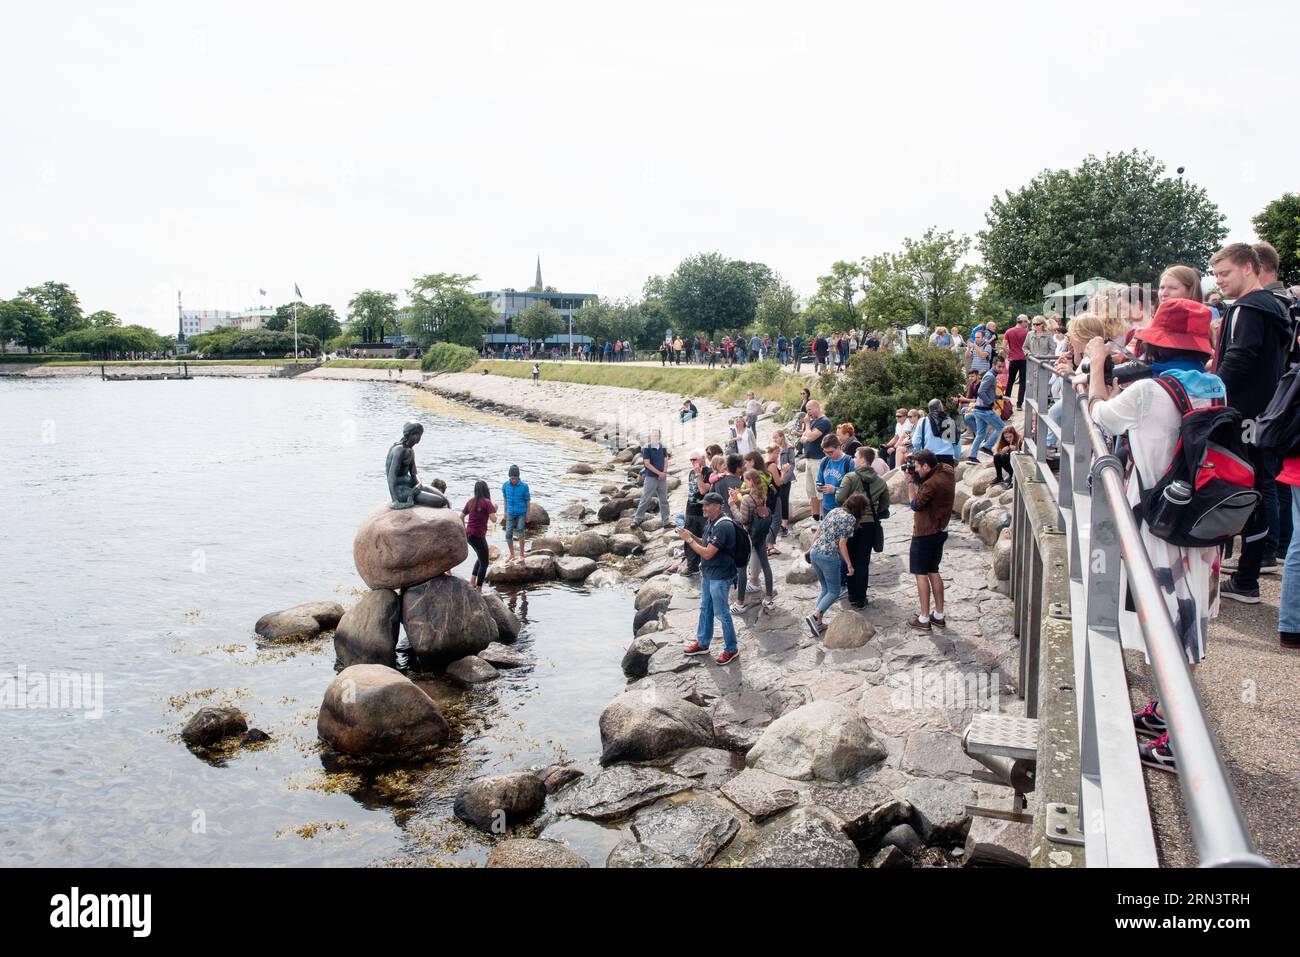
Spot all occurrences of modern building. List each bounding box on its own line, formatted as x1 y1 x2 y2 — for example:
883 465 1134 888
476 259 597 348
180 305 276 337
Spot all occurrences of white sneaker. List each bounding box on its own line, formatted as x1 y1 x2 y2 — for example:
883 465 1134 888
729 603 747 615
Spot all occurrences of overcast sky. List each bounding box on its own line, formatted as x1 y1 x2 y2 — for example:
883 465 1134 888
2 0 1295 334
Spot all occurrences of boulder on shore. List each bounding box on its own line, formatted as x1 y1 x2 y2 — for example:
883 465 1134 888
635 576 675 611
529 535 566 556
453 772 547 831
598 497 638 523
481 592 522 642
353 505 468 590
254 601 344 642
445 654 500 684
485 554 557 584
746 700 886 782
485 838 589 868
182 706 248 747
566 530 609 560
525 501 550 527
401 577 496 665
555 556 597 581
334 590 401 668
598 689 715 765
317 664 450 755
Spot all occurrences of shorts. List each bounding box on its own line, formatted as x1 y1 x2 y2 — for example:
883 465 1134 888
804 459 823 502
909 531 948 575
505 513 527 543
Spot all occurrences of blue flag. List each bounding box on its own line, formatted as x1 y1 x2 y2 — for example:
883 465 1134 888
293 283 303 300
258 288 267 296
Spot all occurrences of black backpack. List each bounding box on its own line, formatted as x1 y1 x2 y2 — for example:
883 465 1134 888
715 516 751 570
1136 375 1260 548
1255 361 1300 458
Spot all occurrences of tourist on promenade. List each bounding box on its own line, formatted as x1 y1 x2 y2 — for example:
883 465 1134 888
991 425 1023 487
907 449 955 631
681 449 712 577
837 447 889 607
632 428 672 528
1025 315 1055 365
501 465 531 562
679 492 741 665
911 398 960 465
962 355 1006 462
531 362 540 384
801 400 833 519
777 334 789 365
745 389 761 433
680 397 698 422
967 328 991 375
731 414 757 455
1045 314 1116 451
792 333 804 372
673 336 684 365
659 341 669 366
930 326 952 349
461 480 497 591
1082 299 1225 772
805 493 868 637
1212 243 1292 602
814 333 830 373
815 433 852 517
706 339 717 368
1004 314 1029 410
1256 242 1295 567
731 467 778 613
770 430 796 538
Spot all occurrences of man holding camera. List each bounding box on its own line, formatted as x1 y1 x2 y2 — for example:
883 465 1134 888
907 449 955 631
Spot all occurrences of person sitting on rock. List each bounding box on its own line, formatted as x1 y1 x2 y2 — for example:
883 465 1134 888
386 421 449 510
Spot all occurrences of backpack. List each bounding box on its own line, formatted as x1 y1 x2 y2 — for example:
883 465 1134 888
714 516 750 570
1254 361 1300 458
994 391 1013 421
1136 375 1260 548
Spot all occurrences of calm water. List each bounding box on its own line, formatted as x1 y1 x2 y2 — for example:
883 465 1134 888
0 376 631 867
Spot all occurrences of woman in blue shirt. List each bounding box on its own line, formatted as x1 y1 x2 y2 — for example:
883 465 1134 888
910 399 960 465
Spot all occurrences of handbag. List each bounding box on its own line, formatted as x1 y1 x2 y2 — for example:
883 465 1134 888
868 491 886 553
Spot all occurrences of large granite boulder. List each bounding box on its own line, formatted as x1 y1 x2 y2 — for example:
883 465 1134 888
634 576 675 610
552 765 693 821
609 534 643 557
993 528 1012 581
598 689 715 765
978 508 1011 547
353 505 468 590
745 700 886 782
445 654 500 684
485 554 557 584
786 557 817 585
333 590 400 668
632 598 669 634
598 497 638 523
886 468 910 506
555 556 597 581
608 797 741 867
621 636 659 678
525 501 550 528
485 838 589 868
254 601 344 642
741 807 860 868
482 592 522 641
453 772 547 831
529 535 566 556
317 664 450 755
567 530 610 560
401 576 496 664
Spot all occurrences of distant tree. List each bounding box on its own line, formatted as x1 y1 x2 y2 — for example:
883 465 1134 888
894 228 979 330
346 289 398 343
1253 192 1300 287
662 252 758 339
87 309 121 328
19 282 84 337
513 300 562 348
0 298 53 352
298 303 341 344
979 150 1227 304
53 324 162 359
266 305 293 331
756 274 800 339
404 273 493 348
808 260 864 331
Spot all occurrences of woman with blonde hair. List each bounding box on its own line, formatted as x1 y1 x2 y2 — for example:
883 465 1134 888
730 467 778 613
1045 313 1110 450
1159 265 1203 304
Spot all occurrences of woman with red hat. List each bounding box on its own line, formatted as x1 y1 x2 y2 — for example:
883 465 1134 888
1081 297 1224 776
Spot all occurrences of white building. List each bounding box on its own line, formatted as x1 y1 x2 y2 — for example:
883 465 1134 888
181 306 276 337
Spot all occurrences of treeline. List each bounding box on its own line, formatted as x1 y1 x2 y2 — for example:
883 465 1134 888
0 281 173 357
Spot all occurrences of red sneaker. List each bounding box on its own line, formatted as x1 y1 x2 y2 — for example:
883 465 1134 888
682 641 709 656
716 649 739 666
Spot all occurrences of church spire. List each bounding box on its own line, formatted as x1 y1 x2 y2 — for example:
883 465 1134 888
534 255 543 292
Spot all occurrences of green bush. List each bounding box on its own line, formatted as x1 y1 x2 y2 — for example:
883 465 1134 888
824 343 966 447
420 342 479 373
0 352 88 363
188 327 321 357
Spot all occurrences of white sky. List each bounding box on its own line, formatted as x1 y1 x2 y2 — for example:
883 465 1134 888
2 0 1296 334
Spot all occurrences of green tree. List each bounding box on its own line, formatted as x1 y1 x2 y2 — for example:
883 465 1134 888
19 282 84 336
297 303 341 344
404 273 493 348
347 289 398 342
756 275 800 339
87 309 121 328
808 260 864 331
857 253 913 329
1253 193 1300 287
824 343 966 446
513 299 562 348
53 324 162 359
662 252 758 339
573 298 616 344
267 304 293 331
979 150 1227 304
0 298 53 352
894 228 979 330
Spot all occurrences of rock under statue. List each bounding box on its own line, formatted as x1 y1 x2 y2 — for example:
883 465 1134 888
386 421 449 510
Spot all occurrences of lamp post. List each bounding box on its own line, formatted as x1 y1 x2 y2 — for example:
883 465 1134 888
921 271 935 334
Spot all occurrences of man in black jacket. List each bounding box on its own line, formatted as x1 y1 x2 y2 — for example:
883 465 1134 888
1212 242 1292 602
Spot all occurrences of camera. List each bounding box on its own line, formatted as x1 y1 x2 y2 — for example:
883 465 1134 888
1077 352 1152 386
901 455 917 476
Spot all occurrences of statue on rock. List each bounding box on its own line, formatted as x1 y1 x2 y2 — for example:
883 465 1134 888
387 421 448 510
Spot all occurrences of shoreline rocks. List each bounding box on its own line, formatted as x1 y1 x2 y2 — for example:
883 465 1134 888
254 601 344 642
353 505 468 590
401 576 496 665
317 664 450 756
334 589 401 668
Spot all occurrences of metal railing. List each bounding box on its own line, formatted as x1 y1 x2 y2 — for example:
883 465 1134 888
1012 355 1268 867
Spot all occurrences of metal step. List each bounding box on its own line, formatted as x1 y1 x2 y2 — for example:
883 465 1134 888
964 714 1039 761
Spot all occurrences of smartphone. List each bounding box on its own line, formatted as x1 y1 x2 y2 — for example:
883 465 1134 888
674 515 686 528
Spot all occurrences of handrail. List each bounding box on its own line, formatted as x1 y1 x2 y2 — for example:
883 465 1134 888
1017 354 1268 867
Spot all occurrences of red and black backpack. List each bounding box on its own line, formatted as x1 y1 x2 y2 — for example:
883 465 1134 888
1136 375 1260 548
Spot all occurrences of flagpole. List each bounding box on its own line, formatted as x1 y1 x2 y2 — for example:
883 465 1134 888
294 300 299 359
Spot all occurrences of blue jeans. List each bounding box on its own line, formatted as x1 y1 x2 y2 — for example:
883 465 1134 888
505 513 526 544
810 550 843 615
1045 399 1062 450
1280 484 1300 634
964 408 1003 459
696 576 738 653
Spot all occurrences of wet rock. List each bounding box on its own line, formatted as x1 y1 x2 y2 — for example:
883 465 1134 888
742 807 860 868
823 609 875 649
609 534 643 557
599 689 715 765
482 592 522 642
881 822 924 855
720 768 801 821
240 727 271 747
486 838 589 868
317 664 450 756
667 746 744 790
964 816 1031 867
479 642 529 669
401 576 496 664
605 841 679 868
611 797 740 867
529 535 566 556
632 598 669 634
634 620 661 637
445 654 500 684
454 771 547 831
871 844 911 868
635 576 675 610
746 700 886 782
552 765 693 821
352 505 468 590
333 589 400 668
485 553 557 584
535 764 584 793
254 601 345 642
621 636 659 678
786 557 817 584
587 569 622 588
555 556 597 581
559 501 586 519
598 497 638 522
525 502 550 528
568 463 595 475
566 530 610 560
182 706 248 747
